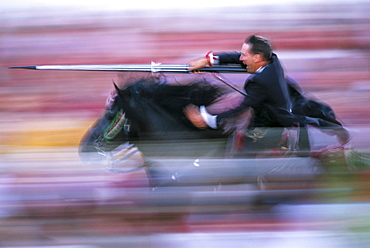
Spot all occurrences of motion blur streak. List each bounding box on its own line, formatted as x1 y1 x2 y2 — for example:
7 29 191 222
1 0 370 247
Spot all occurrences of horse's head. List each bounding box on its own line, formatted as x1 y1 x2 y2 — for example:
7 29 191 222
79 74 230 169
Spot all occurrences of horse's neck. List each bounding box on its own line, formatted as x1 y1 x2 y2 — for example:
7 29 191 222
122 79 227 140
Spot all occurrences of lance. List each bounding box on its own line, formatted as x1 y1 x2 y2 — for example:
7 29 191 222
8 62 247 74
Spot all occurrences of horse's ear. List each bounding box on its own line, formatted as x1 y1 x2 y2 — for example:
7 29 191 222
112 81 130 103
113 81 121 94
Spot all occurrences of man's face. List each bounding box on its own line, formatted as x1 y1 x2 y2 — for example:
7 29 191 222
239 43 260 73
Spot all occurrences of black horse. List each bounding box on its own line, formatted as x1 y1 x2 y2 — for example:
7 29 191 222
75 73 367 211
78 74 232 167
79 73 325 199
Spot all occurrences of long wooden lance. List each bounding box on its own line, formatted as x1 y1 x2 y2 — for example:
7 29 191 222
8 62 247 74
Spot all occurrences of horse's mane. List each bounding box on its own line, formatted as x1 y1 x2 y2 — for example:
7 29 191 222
115 75 228 139
119 76 226 115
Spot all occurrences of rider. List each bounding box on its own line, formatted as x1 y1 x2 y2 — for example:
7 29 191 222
184 34 350 154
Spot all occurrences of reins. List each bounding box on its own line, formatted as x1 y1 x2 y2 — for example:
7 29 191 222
210 73 247 97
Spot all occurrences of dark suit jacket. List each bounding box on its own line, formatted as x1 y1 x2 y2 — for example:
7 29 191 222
215 52 345 131
216 52 297 128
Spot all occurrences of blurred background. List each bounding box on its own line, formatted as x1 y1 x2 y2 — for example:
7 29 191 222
1 0 370 247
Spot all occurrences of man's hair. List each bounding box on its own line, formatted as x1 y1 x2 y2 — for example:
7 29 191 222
245 35 272 61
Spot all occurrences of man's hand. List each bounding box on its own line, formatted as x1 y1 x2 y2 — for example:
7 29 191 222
183 104 208 129
187 57 209 72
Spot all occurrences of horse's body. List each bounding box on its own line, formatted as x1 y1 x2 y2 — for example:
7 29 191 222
78 74 323 207
79 75 233 163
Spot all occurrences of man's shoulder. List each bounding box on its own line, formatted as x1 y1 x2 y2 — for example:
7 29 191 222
252 65 278 82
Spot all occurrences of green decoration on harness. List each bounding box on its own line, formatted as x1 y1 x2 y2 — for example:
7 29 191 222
103 110 129 141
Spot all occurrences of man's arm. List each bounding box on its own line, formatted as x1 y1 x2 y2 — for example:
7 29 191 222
183 105 208 129
188 51 244 71
216 52 243 65
184 51 246 129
